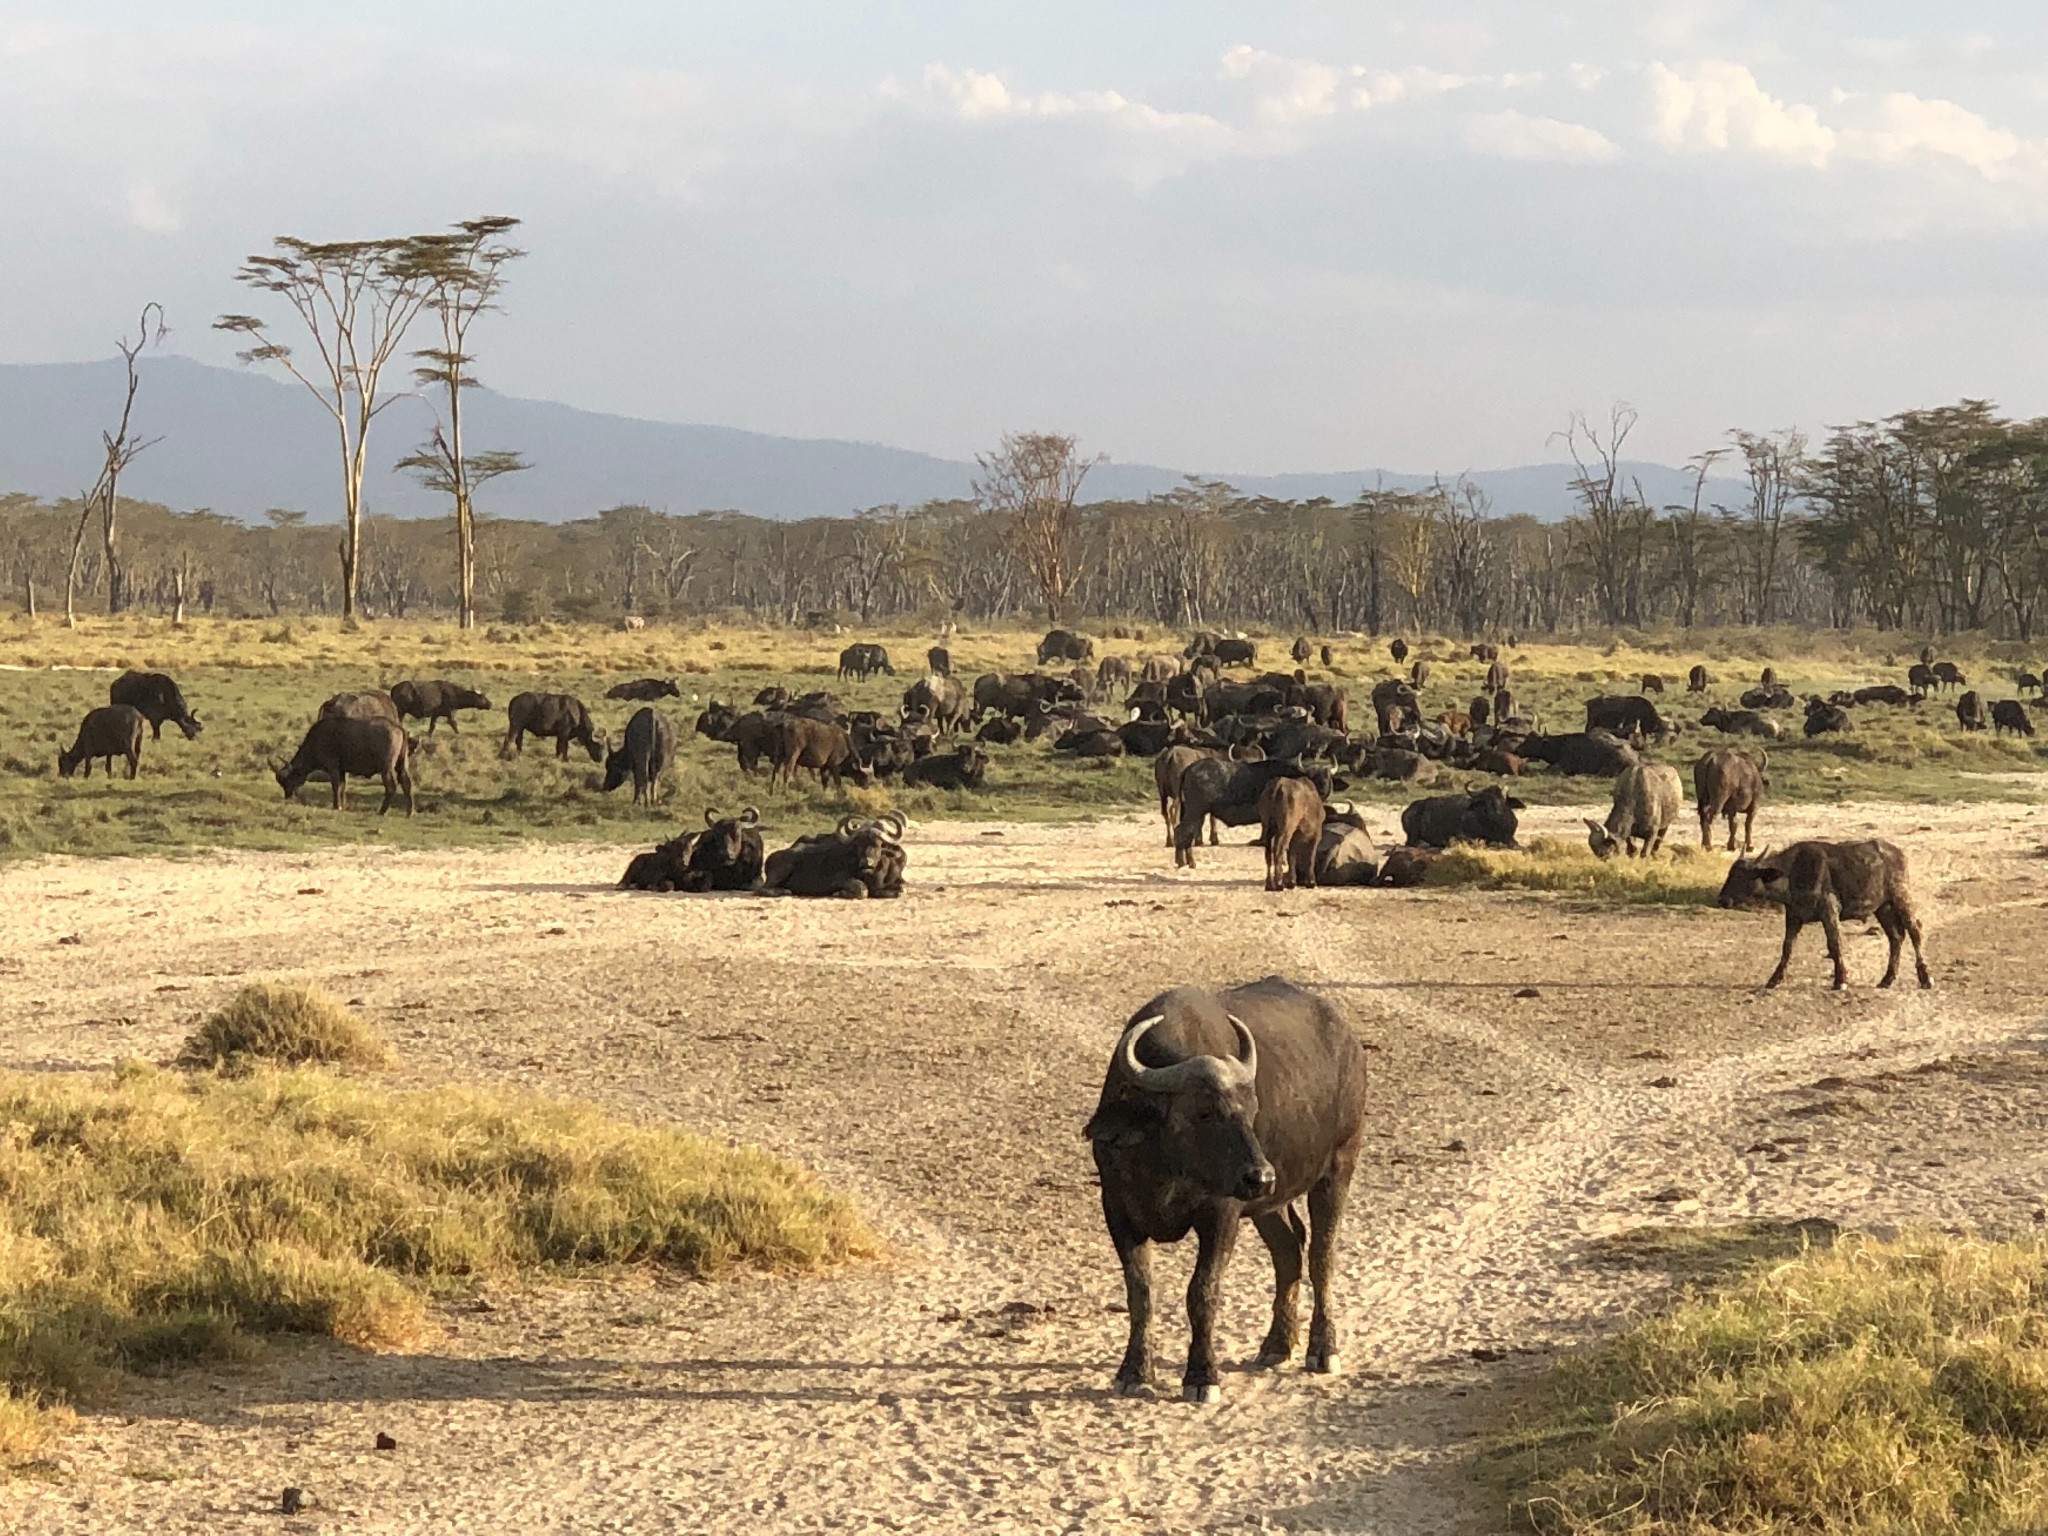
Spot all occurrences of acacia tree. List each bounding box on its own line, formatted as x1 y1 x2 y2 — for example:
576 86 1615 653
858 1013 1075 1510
216 237 439 624
65 304 165 625
1722 428 1805 625
974 431 1100 623
1559 404 1654 626
396 217 529 629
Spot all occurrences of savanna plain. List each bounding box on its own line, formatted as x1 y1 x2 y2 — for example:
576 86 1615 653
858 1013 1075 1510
6 616 2048 1535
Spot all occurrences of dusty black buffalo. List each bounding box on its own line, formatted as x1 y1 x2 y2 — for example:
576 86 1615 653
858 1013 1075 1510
1173 758 1334 868
1399 784 1524 849
762 813 907 899
603 678 681 702
1583 695 1674 741
643 807 765 892
275 716 415 815
837 643 894 680
390 679 492 734
1085 977 1367 1402
1519 730 1639 777
109 670 202 740
503 692 605 761
1037 628 1096 664
1717 839 1930 990
59 705 146 779
901 744 988 790
601 708 677 806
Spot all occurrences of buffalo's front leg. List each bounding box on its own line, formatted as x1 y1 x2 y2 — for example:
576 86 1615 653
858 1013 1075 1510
1252 1206 1305 1366
1305 1156 1358 1373
1765 912 1804 988
1105 1209 1156 1397
1184 1207 1241 1402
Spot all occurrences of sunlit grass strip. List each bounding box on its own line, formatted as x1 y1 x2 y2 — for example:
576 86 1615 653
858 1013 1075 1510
1495 1232 2048 1535
1425 837 1729 906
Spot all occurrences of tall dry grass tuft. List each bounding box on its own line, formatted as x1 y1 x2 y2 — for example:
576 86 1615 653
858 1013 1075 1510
1425 837 1729 906
1495 1232 2048 1534
176 982 393 1073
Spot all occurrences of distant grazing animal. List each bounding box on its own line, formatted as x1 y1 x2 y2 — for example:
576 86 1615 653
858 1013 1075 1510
1409 659 1430 689
1907 663 1937 694
1185 633 1257 668
1085 978 1366 1401
1389 638 1409 666
1694 748 1767 852
503 692 605 761
603 678 680 703
1955 690 1987 732
1484 660 1509 695
1932 661 1967 693
1701 706 1783 740
1400 784 1524 849
391 679 493 734
58 704 145 780
2014 670 2042 695
902 744 989 791
1290 637 1313 665
837 642 894 680
1584 695 1674 742
1803 698 1852 736
1687 664 1710 692
1585 763 1683 859
1717 839 1930 991
1038 628 1096 664
1257 777 1325 892
108 670 202 741
620 615 646 632
1519 730 1638 777
275 716 414 815
600 707 676 806
1096 655 1132 696
319 690 401 725
1174 758 1334 869
1469 643 1499 662
1640 673 1665 694
772 718 866 790
926 645 953 677
1319 644 1334 668
762 813 906 899
1993 698 2035 737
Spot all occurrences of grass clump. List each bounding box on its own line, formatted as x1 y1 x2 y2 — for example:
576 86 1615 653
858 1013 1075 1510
1425 837 1729 906
177 982 394 1073
1495 1232 2048 1535
0 1065 874 1459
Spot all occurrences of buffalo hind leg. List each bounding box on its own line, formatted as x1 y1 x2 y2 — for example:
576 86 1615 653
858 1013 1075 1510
331 773 348 812
125 749 138 780
1252 1205 1306 1367
1183 1207 1241 1403
1304 1151 1357 1373
1105 1209 1156 1397
1819 897 1850 989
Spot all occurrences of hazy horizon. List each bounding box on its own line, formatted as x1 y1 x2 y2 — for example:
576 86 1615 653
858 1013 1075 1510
4 3 2045 475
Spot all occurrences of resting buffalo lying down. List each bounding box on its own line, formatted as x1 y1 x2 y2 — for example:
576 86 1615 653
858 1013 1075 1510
762 814 906 898
620 807 763 892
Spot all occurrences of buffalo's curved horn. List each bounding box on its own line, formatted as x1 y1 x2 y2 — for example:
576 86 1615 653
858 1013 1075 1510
1118 1013 1257 1093
837 814 862 838
1226 1015 1257 1080
877 811 906 842
1332 801 1355 818
704 807 720 827
1756 749 1771 775
740 806 760 825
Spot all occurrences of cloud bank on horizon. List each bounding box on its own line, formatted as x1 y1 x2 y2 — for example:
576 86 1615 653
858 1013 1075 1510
1 1 2043 478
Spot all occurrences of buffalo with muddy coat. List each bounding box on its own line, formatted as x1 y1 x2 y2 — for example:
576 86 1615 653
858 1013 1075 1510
1585 763 1683 859
1717 839 1931 991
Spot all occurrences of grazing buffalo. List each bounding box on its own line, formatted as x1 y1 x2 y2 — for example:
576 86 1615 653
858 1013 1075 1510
1258 777 1325 891
1097 655 1133 697
1907 663 1937 694
1520 730 1639 777
772 718 866 790
1955 690 1987 732
903 673 969 735
1687 664 1710 692
275 716 414 815
926 645 953 677
762 814 906 899
1585 763 1683 859
1038 628 1096 664
319 690 401 724
1700 706 1783 740
1313 803 1379 887
1086 978 1367 1401
2016 670 2043 696
391 679 492 734
1694 748 1766 852
1717 839 1930 991
1993 698 2036 737
603 678 680 702
58 704 145 780
601 708 677 806
1641 673 1665 694
1932 661 1967 693
1187 633 1257 668
1584 695 1674 742
1400 785 1524 849
973 671 1084 722
1389 638 1409 665
1470 643 1499 662
109 670 202 740
1803 698 1852 736
1174 758 1334 869
837 643 895 680
503 692 605 761
902 744 989 791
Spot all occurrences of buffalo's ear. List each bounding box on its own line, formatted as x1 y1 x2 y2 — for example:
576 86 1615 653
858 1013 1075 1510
1329 776 1351 792
1083 1100 1159 1147
1507 797 1528 811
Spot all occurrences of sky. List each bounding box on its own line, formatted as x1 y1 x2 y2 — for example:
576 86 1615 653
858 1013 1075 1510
3 1 2047 475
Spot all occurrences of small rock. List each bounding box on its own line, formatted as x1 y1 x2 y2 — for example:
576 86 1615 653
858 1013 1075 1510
1469 1346 1507 1363
1648 1076 1679 1089
56 934 81 946
1648 1185 1698 1203
281 1487 305 1515
1443 1139 1467 1154
296 888 325 897
374 1432 397 1452
1513 986 1540 999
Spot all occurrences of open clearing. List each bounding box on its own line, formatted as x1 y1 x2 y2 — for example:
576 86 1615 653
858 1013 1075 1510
7 797 2048 1533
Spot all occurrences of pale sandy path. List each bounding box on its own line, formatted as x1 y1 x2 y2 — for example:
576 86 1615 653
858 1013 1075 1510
3 797 2047 1534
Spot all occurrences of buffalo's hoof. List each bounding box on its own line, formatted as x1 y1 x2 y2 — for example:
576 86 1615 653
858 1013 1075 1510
1305 1350 1342 1376
1112 1377 1150 1398
1183 1382 1221 1404
1253 1351 1291 1370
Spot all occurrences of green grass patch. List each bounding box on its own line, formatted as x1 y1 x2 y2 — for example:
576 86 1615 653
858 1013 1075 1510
176 983 394 1074
0 1063 874 1463
1493 1232 2048 1535
1424 837 1731 906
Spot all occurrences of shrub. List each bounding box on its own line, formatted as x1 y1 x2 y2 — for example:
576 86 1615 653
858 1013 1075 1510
177 983 393 1073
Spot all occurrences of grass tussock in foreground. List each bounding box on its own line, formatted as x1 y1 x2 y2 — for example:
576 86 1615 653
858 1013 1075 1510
0 1064 874 1460
1497 1232 2048 1535
176 982 393 1073
1426 836 1730 906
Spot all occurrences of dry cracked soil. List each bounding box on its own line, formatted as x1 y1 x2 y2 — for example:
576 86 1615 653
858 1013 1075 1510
5 797 2048 1533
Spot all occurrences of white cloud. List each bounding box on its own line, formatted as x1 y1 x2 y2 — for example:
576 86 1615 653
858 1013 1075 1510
124 182 180 234
922 62 1015 120
1844 92 2020 174
1647 60 1836 167
1464 110 1616 164
1218 45 1347 124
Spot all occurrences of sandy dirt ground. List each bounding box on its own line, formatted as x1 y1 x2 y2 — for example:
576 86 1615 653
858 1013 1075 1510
5 797 2048 1534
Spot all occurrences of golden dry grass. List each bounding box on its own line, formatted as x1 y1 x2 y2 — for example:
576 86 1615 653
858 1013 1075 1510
1426 836 1731 906
176 982 394 1073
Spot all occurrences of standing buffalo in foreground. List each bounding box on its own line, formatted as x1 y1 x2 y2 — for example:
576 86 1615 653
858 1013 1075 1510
1173 758 1335 869
837 643 895 680
1400 784 1524 849
275 716 415 816
1717 839 1930 990
603 678 681 703
762 813 907 898
391 679 493 734
1695 748 1766 852
109 670 202 740
601 708 677 806
1585 763 1683 859
503 692 605 761
1086 977 1367 1402
59 705 145 780
1037 628 1096 664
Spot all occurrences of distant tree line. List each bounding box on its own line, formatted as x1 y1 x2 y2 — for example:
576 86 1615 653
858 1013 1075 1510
7 394 2048 642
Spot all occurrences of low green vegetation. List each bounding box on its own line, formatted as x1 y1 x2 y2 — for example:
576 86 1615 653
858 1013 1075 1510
1494 1232 2048 1535
1424 837 1730 906
176 982 394 1073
